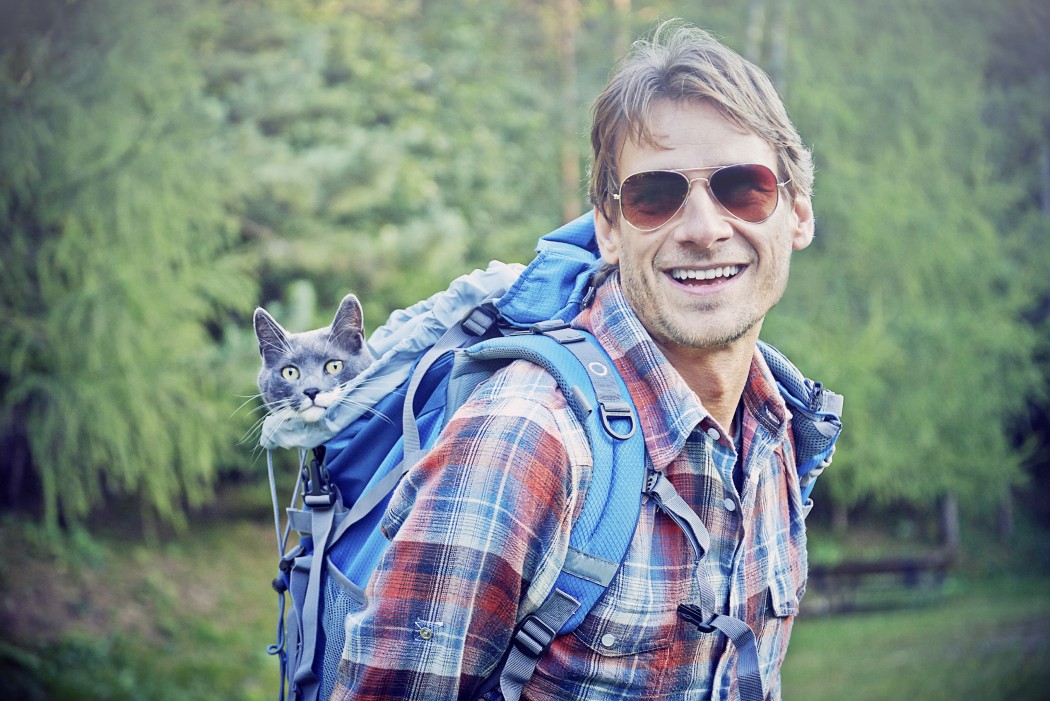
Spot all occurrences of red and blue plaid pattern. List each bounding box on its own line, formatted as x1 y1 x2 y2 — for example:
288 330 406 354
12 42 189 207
331 276 808 700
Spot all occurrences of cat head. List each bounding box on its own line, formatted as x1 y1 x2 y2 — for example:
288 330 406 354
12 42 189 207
253 293 373 423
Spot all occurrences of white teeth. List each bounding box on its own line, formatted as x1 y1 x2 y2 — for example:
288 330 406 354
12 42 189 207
671 265 742 281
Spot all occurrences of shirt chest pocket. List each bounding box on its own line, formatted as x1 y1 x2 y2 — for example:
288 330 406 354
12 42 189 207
568 555 683 658
530 571 678 698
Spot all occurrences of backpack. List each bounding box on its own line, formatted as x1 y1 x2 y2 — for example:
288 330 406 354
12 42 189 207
261 213 844 701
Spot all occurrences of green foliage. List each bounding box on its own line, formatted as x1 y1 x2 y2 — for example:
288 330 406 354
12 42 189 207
0 0 1047 529
0 509 278 701
762 0 1043 510
2 499 1047 701
202 0 567 326
0 0 256 530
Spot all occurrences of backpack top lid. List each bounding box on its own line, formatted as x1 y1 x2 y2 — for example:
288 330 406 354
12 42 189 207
492 213 602 328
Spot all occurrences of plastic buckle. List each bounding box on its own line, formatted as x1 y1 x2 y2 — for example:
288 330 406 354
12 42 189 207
529 319 570 333
512 615 557 659
677 603 717 633
301 446 336 507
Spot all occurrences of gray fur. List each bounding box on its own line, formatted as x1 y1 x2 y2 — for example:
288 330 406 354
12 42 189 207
253 293 373 423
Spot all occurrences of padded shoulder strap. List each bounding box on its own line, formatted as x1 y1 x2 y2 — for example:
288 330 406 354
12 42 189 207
452 324 646 701
451 325 646 611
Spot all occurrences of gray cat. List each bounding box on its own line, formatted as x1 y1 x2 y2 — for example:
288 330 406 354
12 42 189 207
254 294 373 424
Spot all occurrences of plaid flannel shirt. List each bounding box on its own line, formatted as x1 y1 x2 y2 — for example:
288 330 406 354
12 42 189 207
330 275 809 700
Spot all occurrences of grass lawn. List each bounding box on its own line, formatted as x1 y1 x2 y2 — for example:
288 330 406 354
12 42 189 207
782 576 1050 700
0 485 281 701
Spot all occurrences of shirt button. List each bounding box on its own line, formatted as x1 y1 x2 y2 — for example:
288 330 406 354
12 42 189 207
600 633 617 648
723 498 737 512
706 427 720 441
419 627 433 640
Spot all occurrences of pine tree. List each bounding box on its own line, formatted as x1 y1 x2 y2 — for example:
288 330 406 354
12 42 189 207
0 0 256 530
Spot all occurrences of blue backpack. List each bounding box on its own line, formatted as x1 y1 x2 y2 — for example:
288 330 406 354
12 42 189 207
261 213 843 701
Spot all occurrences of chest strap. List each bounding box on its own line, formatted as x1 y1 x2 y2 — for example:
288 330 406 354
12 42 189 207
647 470 765 701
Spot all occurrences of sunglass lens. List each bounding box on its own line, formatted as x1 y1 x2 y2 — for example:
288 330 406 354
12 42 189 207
619 171 689 230
709 164 780 223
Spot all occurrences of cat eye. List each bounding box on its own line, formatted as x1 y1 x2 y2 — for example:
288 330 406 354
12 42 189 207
324 360 344 374
281 366 300 381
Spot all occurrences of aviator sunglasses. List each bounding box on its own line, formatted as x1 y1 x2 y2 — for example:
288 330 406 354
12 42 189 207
612 163 790 231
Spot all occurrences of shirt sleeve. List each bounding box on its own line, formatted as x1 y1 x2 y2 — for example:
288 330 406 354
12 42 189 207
329 362 589 700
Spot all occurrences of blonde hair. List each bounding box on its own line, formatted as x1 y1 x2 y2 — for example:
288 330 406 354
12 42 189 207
589 20 814 223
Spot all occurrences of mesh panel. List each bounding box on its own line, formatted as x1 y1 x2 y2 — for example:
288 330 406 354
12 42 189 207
320 574 367 701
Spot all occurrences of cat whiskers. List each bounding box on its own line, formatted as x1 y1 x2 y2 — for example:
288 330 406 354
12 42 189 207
327 375 407 425
235 394 300 458
331 395 394 424
233 391 270 419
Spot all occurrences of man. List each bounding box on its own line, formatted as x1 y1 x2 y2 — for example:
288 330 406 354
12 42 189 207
333 20 816 701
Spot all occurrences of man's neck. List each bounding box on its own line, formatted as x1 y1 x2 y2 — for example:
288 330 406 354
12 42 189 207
654 332 758 433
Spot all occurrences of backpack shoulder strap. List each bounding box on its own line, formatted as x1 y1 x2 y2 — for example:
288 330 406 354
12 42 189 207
450 322 646 701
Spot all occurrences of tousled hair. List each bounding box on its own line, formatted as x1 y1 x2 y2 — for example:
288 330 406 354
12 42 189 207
589 20 814 223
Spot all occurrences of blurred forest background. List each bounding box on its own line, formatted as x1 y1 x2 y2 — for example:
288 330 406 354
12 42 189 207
1 0 1049 698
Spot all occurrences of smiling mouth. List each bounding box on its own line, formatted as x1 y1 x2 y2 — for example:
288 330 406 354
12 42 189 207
669 265 744 285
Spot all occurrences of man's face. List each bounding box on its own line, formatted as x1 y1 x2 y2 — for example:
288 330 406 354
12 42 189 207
595 99 814 355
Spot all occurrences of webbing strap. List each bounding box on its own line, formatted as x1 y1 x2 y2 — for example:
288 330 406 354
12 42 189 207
644 470 709 560
648 470 765 701
327 455 412 545
537 324 636 440
286 448 412 552
291 505 338 701
403 301 501 460
710 614 764 701
498 589 580 701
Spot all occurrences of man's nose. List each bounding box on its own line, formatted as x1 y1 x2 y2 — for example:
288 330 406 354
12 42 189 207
671 179 735 248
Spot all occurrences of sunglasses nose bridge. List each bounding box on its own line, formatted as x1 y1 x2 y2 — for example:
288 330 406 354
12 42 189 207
680 174 725 219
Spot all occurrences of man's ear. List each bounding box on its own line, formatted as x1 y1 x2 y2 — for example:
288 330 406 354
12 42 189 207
593 207 622 265
790 195 815 251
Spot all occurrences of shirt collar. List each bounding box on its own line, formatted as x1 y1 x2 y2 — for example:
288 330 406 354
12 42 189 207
573 274 788 471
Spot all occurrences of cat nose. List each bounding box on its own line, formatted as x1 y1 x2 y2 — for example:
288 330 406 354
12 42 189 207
303 388 320 401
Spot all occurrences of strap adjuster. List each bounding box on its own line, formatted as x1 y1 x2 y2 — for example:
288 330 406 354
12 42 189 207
678 603 717 633
528 319 570 334
462 302 501 337
512 615 558 658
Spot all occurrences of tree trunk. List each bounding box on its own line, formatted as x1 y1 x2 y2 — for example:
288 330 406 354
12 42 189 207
746 0 767 63
611 0 631 60
997 489 1015 541
557 0 581 223
770 0 790 95
832 500 849 534
1040 141 1050 216
940 491 961 555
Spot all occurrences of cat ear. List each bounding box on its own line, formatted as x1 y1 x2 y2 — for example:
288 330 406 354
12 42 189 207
330 294 365 352
254 307 289 363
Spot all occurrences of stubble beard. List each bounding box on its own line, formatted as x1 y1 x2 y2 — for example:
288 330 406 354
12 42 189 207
618 251 791 352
